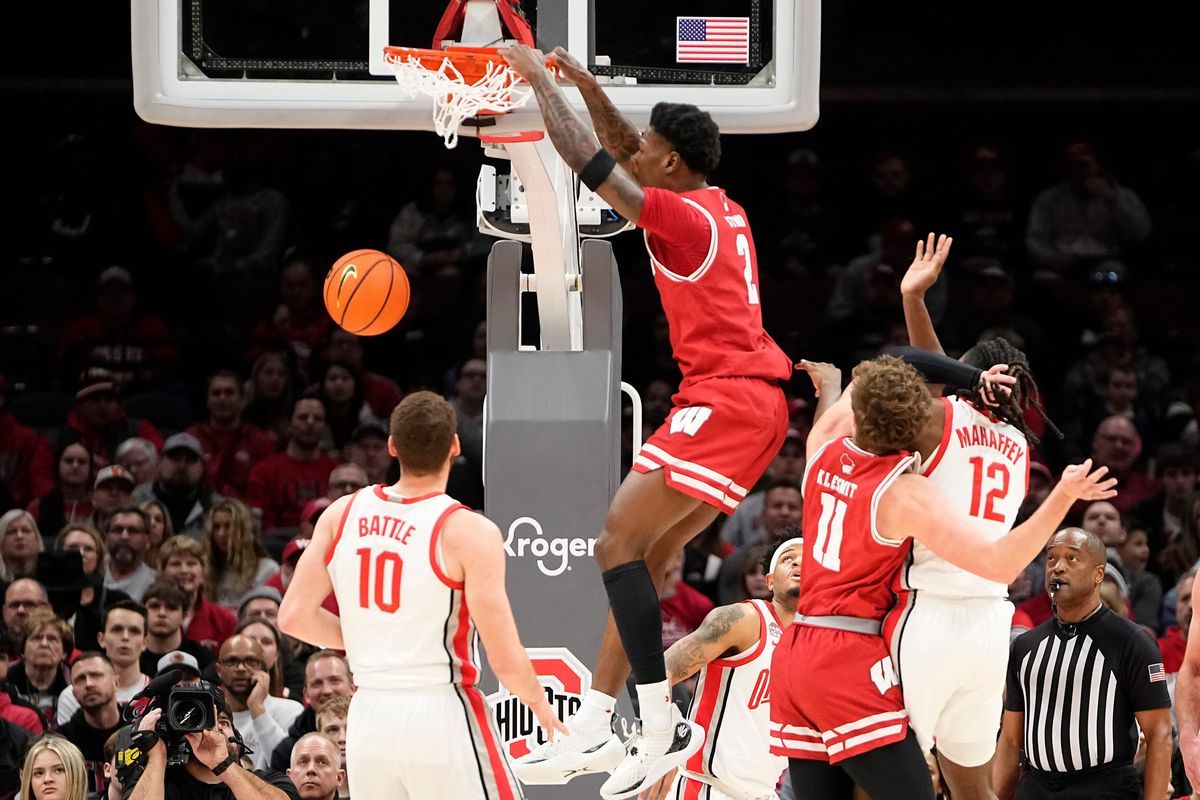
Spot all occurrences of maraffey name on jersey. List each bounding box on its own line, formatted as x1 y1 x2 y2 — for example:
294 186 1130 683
955 424 1026 466
816 469 859 498
357 514 417 544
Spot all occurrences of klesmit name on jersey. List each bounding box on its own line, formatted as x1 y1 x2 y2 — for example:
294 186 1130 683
955 424 1026 466
357 514 416 543
816 469 859 498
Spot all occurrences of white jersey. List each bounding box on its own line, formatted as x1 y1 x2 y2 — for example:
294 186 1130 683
326 485 480 690
683 599 787 798
904 396 1030 598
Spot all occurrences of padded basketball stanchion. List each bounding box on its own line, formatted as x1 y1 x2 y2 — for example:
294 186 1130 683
483 240 628 799
502 137 581 351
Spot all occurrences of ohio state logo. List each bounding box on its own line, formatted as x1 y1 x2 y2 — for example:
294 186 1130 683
487 647 590 759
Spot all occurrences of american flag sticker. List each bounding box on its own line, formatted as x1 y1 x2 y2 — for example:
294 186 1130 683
676 17 750 64
1148 662 1167 682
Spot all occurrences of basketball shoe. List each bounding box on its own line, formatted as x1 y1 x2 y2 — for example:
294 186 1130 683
599 705 703 799
511 712 625 784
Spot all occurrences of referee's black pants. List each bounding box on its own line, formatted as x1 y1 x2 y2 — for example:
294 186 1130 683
1016 763 1140 800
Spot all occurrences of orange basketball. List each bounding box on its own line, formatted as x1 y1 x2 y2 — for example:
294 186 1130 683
323 250 410 336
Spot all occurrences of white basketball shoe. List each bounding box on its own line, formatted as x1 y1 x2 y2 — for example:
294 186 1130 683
599 705 704 799
511 712 625 785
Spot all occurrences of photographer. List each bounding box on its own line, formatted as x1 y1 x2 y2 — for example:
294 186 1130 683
120 682 298 800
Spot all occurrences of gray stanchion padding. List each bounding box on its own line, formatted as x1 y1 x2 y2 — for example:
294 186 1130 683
483 240 629 799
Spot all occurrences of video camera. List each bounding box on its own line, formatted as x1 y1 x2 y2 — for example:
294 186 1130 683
122 670 230 768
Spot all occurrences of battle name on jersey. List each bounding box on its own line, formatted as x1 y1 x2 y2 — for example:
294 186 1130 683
954 424 1026 466
724 213 747 229
816 468 859 498
357 515 417 544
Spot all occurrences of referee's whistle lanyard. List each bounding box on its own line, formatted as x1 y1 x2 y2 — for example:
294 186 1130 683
1051 600 1104 639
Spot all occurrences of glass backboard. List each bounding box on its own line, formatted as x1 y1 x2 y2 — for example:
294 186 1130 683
132 0 819 135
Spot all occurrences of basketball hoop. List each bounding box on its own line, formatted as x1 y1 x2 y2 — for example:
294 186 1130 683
384 46 548 148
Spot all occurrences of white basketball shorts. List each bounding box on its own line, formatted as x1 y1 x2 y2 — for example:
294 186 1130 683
885 594 1013 767
346 684 523 799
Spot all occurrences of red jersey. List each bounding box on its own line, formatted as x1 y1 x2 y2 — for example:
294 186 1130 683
799 438 917 620
245 451 342 530
0 411 55 508
187 420 277 497
639 187 792 389
185 594 237 654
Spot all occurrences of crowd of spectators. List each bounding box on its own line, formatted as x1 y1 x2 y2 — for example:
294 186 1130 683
1 114 1199 799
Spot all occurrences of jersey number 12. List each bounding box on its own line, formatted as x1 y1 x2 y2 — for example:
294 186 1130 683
968 457 1010 523
357 548 403 613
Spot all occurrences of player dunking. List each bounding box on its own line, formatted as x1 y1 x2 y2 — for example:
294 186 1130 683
501 46 793 798
278 392 567 799
770 356 1115 800
646 535 801 800
883 233 1059 800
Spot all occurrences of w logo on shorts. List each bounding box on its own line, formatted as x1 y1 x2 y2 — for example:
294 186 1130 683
669 406 713 437
869 656 900 695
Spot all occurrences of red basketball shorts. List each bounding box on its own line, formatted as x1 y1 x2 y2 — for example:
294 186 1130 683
769 625 910 764
632 377 788 514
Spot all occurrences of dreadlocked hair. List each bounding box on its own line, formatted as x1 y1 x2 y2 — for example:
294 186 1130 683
960 337 1060 444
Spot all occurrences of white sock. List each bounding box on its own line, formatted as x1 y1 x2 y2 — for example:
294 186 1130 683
635 680 672 733
573 689 616 730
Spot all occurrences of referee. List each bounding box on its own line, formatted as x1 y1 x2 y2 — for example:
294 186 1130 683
994 528 1171 799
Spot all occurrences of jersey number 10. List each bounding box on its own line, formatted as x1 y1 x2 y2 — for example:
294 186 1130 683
357 548 403 612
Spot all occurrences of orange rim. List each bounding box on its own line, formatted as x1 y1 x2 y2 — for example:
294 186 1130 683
383 46 510 84
479 131 545 143
383 45 555 84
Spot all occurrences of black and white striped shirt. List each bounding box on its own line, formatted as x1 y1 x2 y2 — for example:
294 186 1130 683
1005 606 1170 773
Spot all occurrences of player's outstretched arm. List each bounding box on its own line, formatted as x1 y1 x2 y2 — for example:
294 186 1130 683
992 710 1024 800
663 603 759 686
878 460 1117 584
796 360 842 424
277 495 349 650
548 47 641 172
502 44 646 223
805 384 854 464
1176 570 1200 788
443 511 570 740
900 232 951 357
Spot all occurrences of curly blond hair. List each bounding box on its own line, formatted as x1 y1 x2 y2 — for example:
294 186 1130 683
850 356 931 454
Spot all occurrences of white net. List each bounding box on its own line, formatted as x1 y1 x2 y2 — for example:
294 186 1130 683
387 51 535 148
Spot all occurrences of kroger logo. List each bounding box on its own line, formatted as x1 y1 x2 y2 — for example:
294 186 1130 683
503 516 596 577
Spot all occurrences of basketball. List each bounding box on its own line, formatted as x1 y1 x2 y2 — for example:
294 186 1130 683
323 249 410 336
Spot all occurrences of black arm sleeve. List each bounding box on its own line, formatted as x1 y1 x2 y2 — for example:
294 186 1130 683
890 347 983 391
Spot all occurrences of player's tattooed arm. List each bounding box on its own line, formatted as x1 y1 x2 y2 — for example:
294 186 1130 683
528 74 645 221
548 47 641 167
664 604 753 685
503 44 646 222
